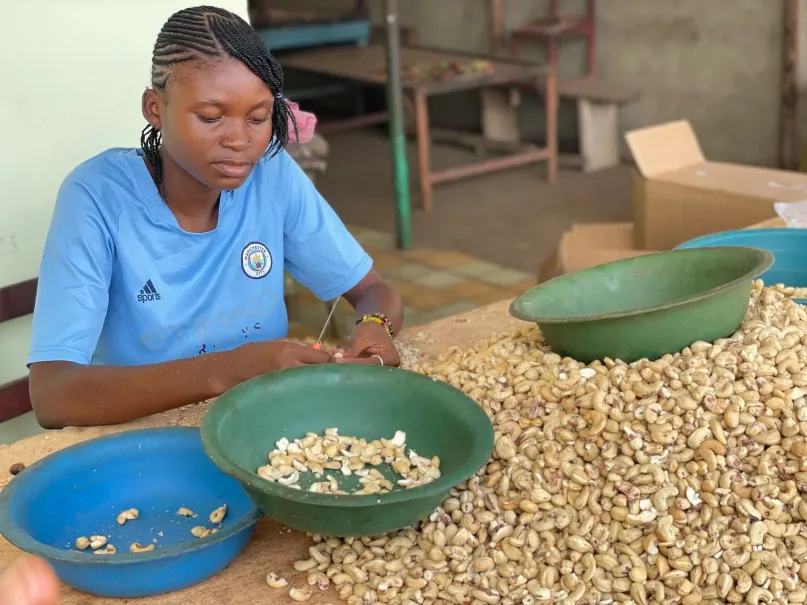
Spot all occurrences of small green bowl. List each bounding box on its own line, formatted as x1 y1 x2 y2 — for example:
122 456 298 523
200 364 494 537
510 246 773 363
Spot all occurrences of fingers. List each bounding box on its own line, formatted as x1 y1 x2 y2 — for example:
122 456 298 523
335 355 382 365
0 556 60 605
341 342 366 358
289 342 334 365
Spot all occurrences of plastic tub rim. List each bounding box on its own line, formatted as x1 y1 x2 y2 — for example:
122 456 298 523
509 246 773 324
675 228 802 251
200 365 495 509
0 427 263 566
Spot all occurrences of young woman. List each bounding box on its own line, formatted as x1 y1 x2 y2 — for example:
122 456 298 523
27 6 403 429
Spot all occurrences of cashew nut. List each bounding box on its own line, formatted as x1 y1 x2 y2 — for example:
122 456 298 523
265 572 289 588
288 587 312 602
93 544 116 555
191 526 217 538
116 508 139 525
209 504 227 525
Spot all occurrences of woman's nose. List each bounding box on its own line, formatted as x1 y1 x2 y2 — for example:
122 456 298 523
220 121 251 152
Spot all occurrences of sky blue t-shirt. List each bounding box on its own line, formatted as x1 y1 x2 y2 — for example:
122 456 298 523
27 148 372 367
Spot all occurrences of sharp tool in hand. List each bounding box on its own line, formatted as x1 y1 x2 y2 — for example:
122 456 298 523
312 296 341 350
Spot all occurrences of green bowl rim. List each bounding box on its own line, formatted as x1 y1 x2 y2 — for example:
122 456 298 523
200 365 495 509
509 246 773 324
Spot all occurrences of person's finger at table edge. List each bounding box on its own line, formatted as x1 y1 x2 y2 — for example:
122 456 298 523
0 555 61 605
335 356 382 365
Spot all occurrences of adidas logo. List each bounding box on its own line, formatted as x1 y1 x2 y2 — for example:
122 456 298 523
137 279 161 303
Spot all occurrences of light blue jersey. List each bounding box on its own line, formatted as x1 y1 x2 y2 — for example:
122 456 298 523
27 148 372 367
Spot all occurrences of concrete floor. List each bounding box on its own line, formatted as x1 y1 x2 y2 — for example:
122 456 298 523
318 129 634 274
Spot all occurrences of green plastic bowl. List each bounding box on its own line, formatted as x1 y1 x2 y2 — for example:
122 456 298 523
510 246 773 363
200 364 494 537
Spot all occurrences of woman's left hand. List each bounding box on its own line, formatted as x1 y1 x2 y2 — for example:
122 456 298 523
337 321 400 367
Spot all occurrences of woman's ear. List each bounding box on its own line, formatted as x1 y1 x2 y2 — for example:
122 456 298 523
142 89 161 128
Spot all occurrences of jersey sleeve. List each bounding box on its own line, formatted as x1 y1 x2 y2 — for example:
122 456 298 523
280 153 372 301
27 179 115 366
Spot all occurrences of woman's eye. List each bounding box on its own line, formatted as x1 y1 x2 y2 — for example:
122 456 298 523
197 115 221 124
249 117 269 125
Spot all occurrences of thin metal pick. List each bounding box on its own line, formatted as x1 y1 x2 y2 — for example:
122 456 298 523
312 295 341 350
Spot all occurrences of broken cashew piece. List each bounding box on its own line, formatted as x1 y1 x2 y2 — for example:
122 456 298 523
177 507 196 517
75 537 91 550
89 535 108 550
209 504 227 525
116 508 140 525
266 572 289 588
289 587 313 602
191 526 217 538
93 544 117 555
129 542 156 553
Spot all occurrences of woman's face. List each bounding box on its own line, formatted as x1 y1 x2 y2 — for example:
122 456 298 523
143 58 275 191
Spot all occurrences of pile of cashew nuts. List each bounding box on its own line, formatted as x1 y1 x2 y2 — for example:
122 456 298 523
261 281 807 605
258 429 442 495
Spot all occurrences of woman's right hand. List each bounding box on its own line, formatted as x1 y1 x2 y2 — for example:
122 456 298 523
217 339 332 391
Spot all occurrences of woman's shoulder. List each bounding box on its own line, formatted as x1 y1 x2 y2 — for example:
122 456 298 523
247 148 317 206
56 148 148 223
63 148 142 192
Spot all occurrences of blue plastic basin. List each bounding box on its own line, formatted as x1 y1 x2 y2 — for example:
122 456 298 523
677 229 807 301
0 427 262 598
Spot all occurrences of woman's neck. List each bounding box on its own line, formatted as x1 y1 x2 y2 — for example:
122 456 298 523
146 153 221 233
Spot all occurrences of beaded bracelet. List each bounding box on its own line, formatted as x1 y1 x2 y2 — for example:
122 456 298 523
357 312 395 337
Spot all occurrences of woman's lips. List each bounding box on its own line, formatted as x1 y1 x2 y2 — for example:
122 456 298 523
212 161 252 178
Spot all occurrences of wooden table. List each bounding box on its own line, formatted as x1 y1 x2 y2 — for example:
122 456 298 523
281 44 558 211
0 300 526 605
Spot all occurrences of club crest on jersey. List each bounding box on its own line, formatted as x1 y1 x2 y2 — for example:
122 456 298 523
241 241 272 279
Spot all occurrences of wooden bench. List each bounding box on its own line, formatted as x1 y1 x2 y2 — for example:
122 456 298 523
557 77 639 172
480 76 638 173
0 279 36 423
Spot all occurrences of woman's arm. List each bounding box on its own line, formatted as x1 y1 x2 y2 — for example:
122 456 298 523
344 268 403 336
339 268 403 366
30 339 331 429
29 358 222 429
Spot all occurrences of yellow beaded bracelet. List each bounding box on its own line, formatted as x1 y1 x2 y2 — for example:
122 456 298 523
357 313 395 337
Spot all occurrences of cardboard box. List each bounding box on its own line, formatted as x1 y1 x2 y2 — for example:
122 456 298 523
746 217 787 229
625 120 807 250
538 222 655 283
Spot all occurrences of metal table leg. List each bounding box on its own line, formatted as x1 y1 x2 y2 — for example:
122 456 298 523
383 0 412 248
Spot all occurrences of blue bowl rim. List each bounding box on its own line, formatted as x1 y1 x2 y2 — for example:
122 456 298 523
510 245 773 324
0 426 263 565
200 365 496 509
675 228 804 249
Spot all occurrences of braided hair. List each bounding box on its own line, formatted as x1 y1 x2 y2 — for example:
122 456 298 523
141 6 296 195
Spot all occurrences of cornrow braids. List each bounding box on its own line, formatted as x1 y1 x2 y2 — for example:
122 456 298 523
141 6 297 195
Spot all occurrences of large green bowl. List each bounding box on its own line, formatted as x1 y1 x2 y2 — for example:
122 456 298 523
200 364 494 537
510 246 773 363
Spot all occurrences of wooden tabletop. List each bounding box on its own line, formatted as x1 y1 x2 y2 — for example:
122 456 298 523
0 300 525 605
281 44 547 94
